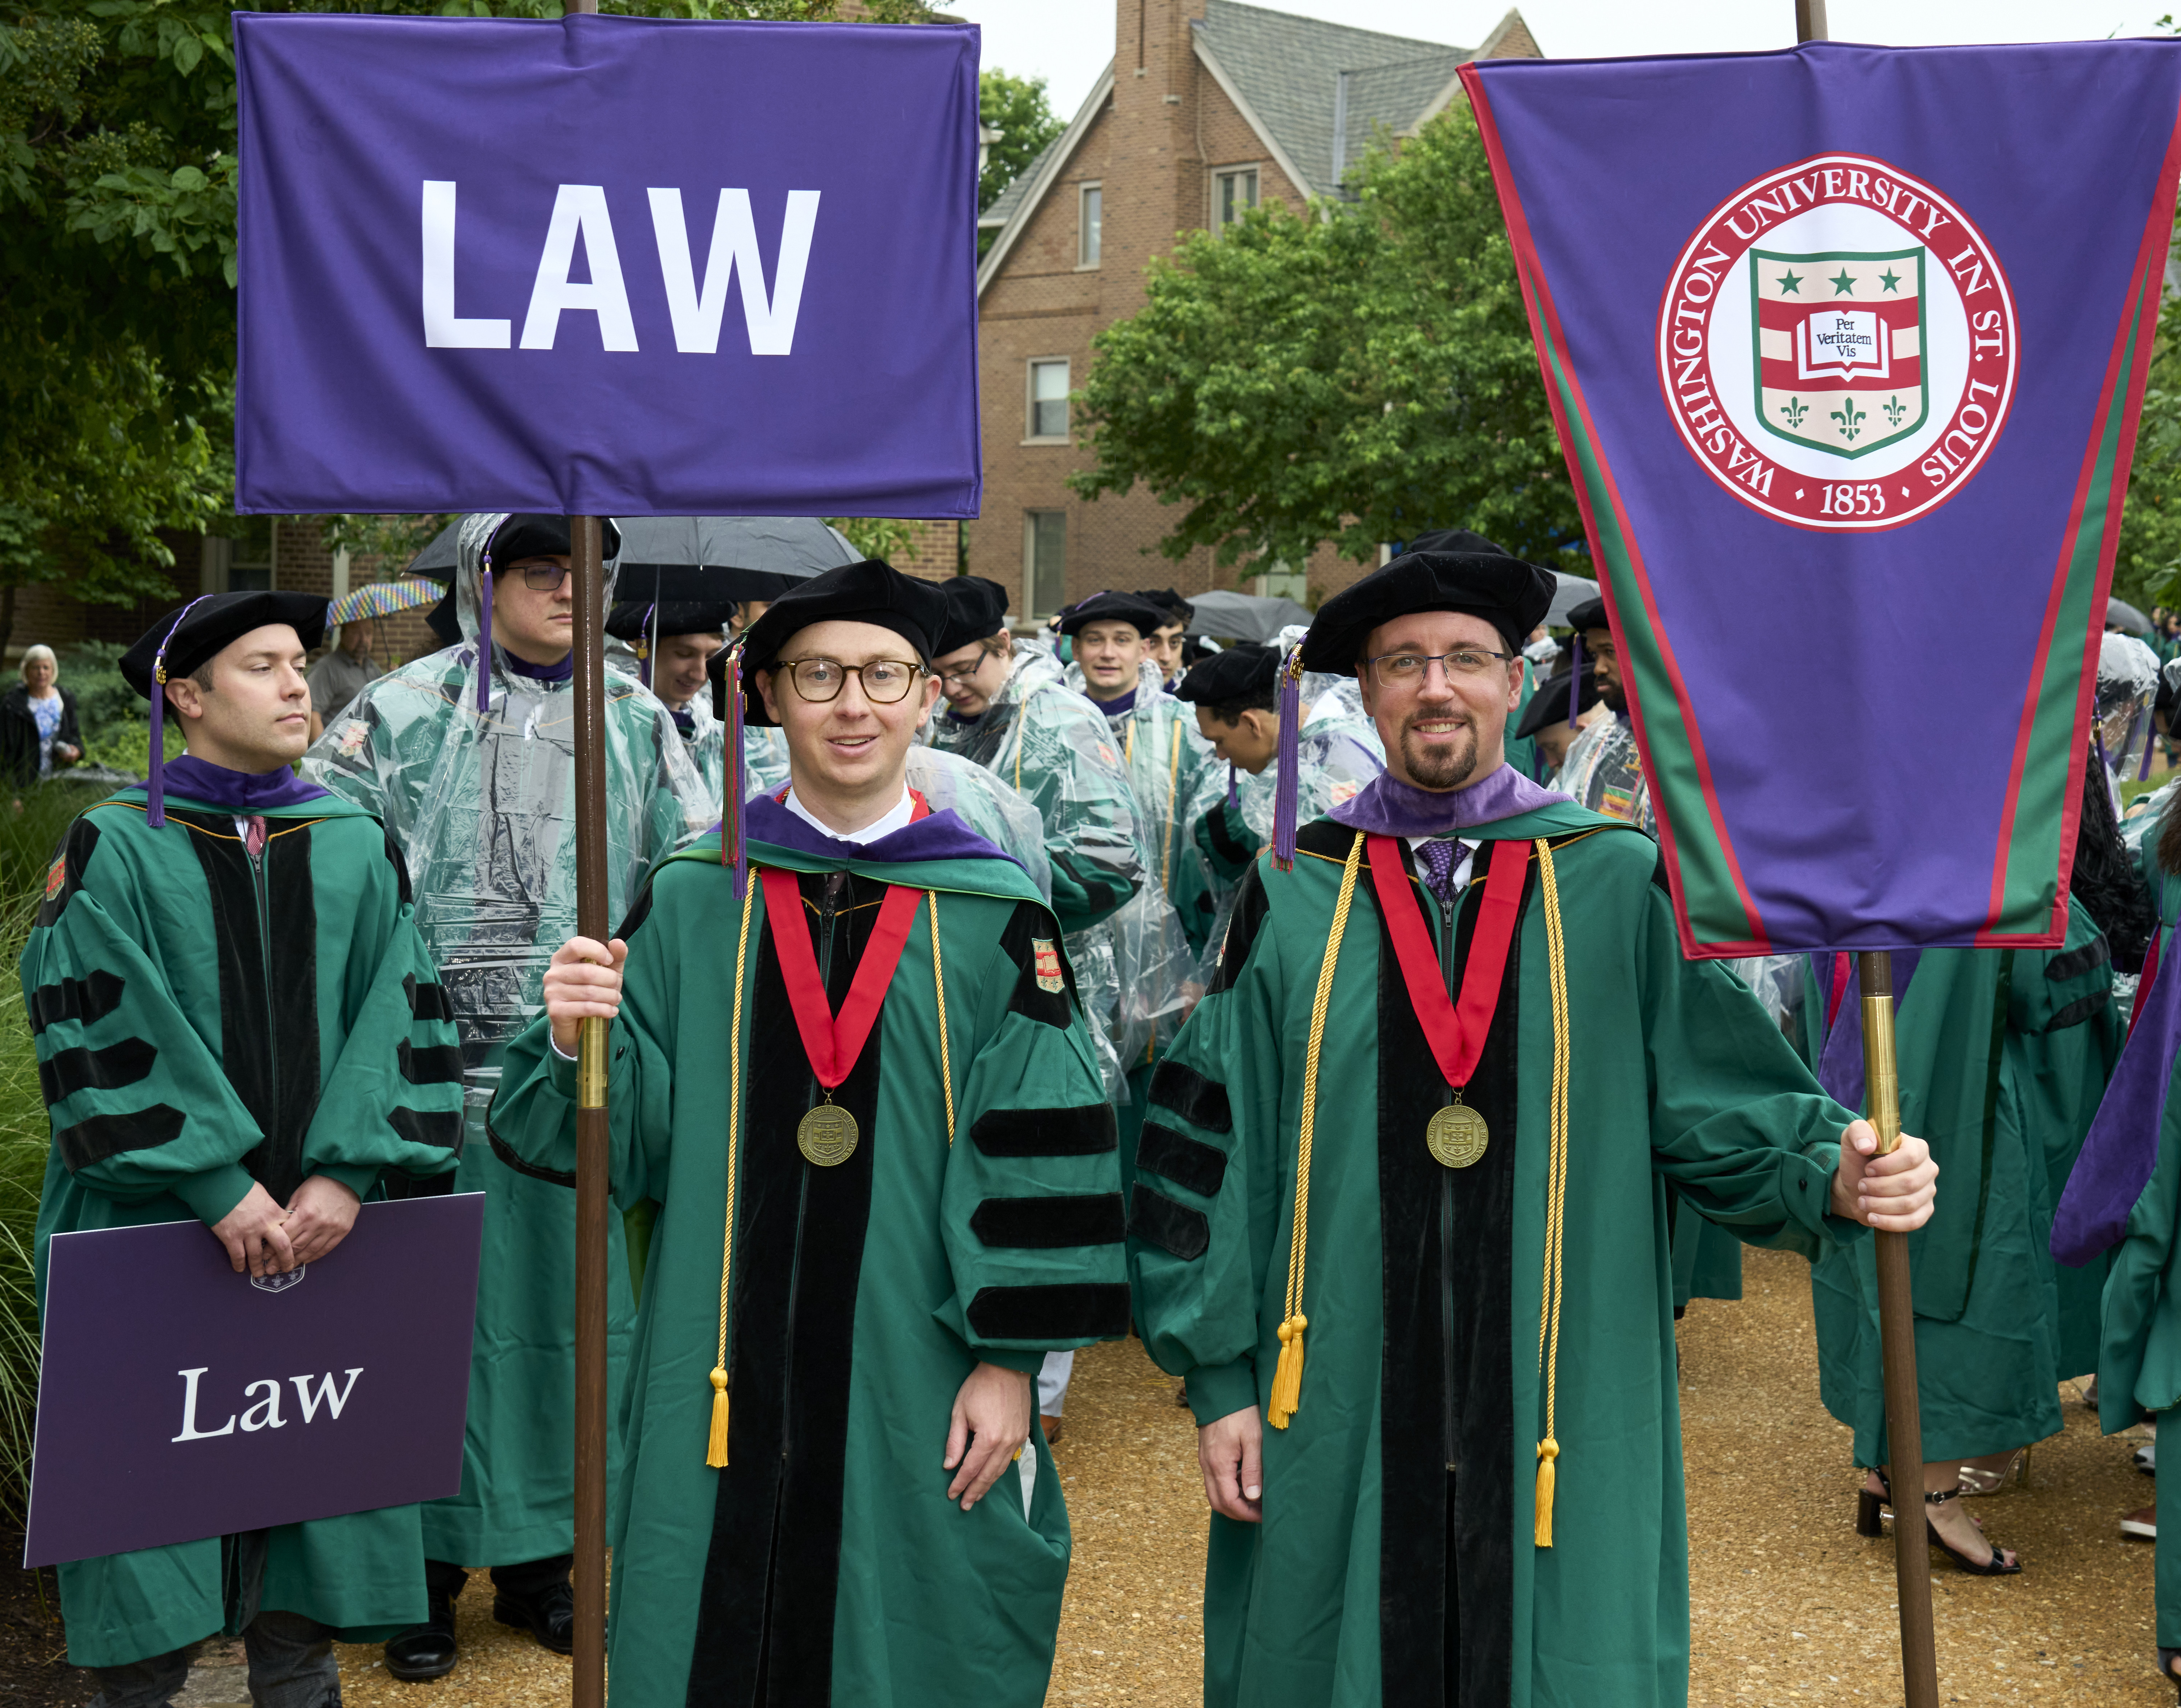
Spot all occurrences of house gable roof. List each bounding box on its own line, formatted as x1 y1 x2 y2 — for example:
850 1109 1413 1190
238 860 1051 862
976 61 1115 296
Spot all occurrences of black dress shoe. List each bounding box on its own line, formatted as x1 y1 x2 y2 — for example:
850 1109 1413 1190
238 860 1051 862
493 1577 576 1656
384 1593 458 1682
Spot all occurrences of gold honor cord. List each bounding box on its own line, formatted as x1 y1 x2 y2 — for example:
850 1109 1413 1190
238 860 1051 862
1532 837 1570 1547
1267 829 1364 1430
706 883 756 1469
930 892 955 1146
1161 725 1182 892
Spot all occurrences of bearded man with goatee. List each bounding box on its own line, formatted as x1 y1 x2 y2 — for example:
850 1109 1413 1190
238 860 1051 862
1127 546 1939 1708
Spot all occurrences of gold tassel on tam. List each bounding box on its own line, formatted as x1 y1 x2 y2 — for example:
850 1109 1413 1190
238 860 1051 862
1266 1314 1307 1429
706 1367 731 1468
1266 833 1363 1430
1533 1437 1560 1547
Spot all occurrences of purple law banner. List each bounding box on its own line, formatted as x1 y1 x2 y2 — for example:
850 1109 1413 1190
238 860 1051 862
24 1194 484 1568
232 13 980 518
1461 42 2181 954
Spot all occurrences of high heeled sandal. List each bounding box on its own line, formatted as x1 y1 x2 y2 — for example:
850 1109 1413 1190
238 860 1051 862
1957 1448 2027 1496
1855 1472 2021 1575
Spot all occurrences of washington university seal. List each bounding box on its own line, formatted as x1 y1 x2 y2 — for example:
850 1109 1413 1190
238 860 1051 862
1656 154 2017 530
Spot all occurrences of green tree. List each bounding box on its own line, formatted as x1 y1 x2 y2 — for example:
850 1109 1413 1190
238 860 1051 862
978 70 1061 259
2116 280 2181 613
1068 108 1582 585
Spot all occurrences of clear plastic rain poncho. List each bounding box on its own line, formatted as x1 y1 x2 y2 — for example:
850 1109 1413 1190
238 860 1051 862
2097 630 2161 794
1554 711 1654 832
928 645 1151 1093
307 512 709 1137
1064 657 1215 1069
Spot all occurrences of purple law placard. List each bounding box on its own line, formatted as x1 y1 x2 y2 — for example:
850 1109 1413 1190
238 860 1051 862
25 1194 484 1568
232 12 981 518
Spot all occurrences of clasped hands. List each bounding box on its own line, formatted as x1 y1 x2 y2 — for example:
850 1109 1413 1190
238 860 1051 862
208 1174 361 1278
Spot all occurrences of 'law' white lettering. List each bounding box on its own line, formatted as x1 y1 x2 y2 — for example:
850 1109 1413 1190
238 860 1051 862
648 187 822 356
420 181 513 349
290 1368 365 1423
520 185 640 353
171 1367 236 1442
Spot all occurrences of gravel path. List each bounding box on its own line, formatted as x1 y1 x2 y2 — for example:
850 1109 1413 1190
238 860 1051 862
322 1246 2174 1704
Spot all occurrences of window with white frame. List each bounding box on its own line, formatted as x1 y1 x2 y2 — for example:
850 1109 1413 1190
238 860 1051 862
1213 166 1260 232
203 518 276 594
1024 512 1067 617
1078 182 1102 267
1027 359 1070 442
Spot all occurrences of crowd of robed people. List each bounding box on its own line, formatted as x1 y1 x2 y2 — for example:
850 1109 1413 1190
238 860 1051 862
81 513 2181 1707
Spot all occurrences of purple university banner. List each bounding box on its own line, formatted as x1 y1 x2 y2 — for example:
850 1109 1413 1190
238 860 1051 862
233 13 980 518
1461 42 2181 954
24 1194 484 1568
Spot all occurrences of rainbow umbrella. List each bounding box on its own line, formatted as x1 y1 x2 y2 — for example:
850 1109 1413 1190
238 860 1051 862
329 578 443 626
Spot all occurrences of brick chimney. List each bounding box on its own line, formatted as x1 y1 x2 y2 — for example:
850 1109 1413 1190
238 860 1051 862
1104 0 1211 315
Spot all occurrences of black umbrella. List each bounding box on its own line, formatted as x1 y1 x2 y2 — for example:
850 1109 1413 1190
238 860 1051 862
404 514 860 600
409 514 863 644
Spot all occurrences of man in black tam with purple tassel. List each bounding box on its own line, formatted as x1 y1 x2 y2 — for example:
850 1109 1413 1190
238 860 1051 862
491 558 1128 1706
1127 545 1940 1708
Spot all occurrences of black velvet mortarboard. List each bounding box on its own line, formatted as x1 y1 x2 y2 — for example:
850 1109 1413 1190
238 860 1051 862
122 591 331 698
1402 528 1512 558
1515 667 1599 739
1564 596 1609 635
1298 549 1556 673
487 513 623 565
606 601 733 643
1057 591 1169 639
1175 643 1279 706
1139 588 1195 626
933 575 1012 656
736 560 947 728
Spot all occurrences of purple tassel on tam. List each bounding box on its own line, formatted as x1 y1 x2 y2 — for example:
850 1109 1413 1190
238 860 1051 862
1226 762 1239 808
477 562 495 715
1270 646 1303 871
2138 709 2157 782
146 594 213 828
722 640 749 898
639 602 656 691
1567 635 1583 724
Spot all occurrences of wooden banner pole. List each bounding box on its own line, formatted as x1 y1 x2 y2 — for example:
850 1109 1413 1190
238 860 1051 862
568 524 609 1703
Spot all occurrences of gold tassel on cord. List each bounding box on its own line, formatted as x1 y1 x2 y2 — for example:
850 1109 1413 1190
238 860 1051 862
706 1367 731 1468
1266 1314 1307 1429
1533 1436 1559 1547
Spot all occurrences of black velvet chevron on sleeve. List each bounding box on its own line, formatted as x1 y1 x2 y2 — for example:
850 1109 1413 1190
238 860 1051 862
2046 937 2112 982
387 1106 464 1150
399 1039 465 1086
55 1104 186 1172
1148 1060 1232 1132
1128 1184 1210 1260
38 1038 156 1107
1135 1120 1228 1197
615 879 658 943
998 902 1077 1027
970 1193 1126 1249
2037 993 2109 1033
487 1120 576 1187
381 828 415 906
966 1282 1132 1342
402 974 456 1024
970 1102 1117 1157
28 969 125 1034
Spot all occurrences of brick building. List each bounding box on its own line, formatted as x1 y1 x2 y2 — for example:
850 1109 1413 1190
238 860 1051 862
970 0 1541 620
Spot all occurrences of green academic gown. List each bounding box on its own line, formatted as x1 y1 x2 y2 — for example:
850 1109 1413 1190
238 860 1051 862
489 821 1130 1707
309 644 704 1567
1131 806 1861 1708
1807 901 2120 1468
24 787 465 1666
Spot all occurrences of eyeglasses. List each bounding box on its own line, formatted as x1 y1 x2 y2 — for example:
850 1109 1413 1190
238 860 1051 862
1365 649 1515 685
493 562 572 592
773 657 926 704
938 660 993 685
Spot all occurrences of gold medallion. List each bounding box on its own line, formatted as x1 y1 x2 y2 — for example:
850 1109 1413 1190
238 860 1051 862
797 1102 859 1167
1426 1102 1489 1169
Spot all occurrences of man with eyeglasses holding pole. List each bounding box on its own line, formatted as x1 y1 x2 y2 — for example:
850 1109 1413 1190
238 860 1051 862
308 513 706 1682
1128 545 1936 1708
492 558 1127 1706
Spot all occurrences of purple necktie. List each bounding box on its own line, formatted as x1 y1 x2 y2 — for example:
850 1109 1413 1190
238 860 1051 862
1416 837 1457 903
